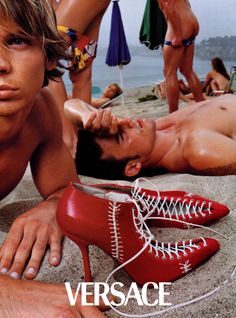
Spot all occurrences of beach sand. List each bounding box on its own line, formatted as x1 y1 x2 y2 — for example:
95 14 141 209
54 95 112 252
0 86 235 317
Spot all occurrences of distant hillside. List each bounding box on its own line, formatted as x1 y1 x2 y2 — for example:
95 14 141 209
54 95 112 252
98 36 236 61
195 36 236 60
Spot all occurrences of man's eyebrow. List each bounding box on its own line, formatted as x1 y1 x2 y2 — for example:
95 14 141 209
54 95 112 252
8 30 28 36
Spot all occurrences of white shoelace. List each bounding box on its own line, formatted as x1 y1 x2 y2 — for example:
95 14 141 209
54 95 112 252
131 178 212 222
103 178 232 317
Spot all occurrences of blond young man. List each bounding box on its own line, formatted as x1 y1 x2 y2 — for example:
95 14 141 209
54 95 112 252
0 1 106 316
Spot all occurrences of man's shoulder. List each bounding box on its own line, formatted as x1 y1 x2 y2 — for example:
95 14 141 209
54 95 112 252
31 87 62 140
182 129 219 169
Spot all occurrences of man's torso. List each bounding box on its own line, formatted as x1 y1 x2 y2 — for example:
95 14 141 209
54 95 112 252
159 95 236 172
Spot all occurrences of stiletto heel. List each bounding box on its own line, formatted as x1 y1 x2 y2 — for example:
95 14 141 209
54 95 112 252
67 234 92 282
57 182 220 285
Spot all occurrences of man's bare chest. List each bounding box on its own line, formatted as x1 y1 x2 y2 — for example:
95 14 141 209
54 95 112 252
0 135 38 200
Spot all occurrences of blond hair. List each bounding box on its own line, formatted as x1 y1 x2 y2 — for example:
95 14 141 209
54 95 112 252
0 0 69 86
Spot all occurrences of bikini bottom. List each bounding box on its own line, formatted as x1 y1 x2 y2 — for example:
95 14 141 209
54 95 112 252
164 36 195 47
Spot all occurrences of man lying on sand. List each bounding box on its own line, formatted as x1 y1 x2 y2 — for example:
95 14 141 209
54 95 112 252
65 94 236 179
0 0 106 316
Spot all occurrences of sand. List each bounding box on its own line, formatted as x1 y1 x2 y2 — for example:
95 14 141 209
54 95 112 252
0 86 235 318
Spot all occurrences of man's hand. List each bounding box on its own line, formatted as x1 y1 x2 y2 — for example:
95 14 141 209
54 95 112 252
64 98 133 136
83 108 119 135
83 108 133 136
0 275 109 317
171 34 182 48
0 199 62 279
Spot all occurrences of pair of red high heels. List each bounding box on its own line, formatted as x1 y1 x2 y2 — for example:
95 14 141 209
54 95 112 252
56 182 229 285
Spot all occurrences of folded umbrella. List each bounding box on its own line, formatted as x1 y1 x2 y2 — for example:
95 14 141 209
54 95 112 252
139 0 167 50
105 0 131 106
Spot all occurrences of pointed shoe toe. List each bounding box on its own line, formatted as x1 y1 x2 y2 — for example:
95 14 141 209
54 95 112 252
57 182 220 286
92 182 230 228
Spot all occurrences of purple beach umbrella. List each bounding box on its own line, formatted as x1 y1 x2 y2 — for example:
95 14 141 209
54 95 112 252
105 0 131 106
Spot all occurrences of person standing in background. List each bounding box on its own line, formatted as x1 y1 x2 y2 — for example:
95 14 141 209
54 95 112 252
158 0 204 112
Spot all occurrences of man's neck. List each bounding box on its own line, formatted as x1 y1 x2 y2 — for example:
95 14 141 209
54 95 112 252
142 123 179 169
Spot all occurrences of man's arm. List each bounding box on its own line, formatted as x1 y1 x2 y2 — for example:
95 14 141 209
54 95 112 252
183 130 236 175
64 98 132 135
49 79 78 159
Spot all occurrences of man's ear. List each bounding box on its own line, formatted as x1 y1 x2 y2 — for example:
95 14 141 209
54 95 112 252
45 58 57 71
124 160 142 177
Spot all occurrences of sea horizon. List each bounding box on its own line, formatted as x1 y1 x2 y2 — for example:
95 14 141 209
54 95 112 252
63 50 233 94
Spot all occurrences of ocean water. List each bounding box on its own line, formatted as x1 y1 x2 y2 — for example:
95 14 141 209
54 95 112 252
63 53 233 94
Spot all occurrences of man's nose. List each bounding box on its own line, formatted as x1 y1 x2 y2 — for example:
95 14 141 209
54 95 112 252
0 45 11 74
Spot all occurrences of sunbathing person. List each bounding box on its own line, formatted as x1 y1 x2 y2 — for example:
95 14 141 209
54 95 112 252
0 1 106 316
203 57 230 95
91 83 123 108
65 95 236 179
154 78 191 102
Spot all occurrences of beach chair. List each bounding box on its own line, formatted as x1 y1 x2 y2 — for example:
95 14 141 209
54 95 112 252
228 66 236 93
100 91 124 108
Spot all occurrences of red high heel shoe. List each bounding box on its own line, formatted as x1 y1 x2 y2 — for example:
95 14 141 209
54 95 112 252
92 181 229 228
57 182 220 286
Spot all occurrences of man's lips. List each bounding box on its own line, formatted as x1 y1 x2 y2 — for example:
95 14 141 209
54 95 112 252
0 85 17 99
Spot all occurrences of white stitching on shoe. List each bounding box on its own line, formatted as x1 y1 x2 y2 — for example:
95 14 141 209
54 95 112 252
179 259 192 274
108 201 124 263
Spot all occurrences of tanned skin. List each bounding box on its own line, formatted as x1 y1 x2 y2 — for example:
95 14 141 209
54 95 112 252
0 14 107 318
65 95 236 177
157 0 204 112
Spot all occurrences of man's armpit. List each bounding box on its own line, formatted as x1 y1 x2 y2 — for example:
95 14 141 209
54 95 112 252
194 162 236 176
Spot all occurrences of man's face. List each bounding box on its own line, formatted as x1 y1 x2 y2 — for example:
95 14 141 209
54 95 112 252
96 118 156 164
0 16 46 119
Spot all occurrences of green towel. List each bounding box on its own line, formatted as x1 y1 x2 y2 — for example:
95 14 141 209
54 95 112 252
139 0 167 50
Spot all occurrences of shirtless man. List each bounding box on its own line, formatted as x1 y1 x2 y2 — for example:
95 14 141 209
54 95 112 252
65 95 236 179
158 0 204 112
0 1 106 316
